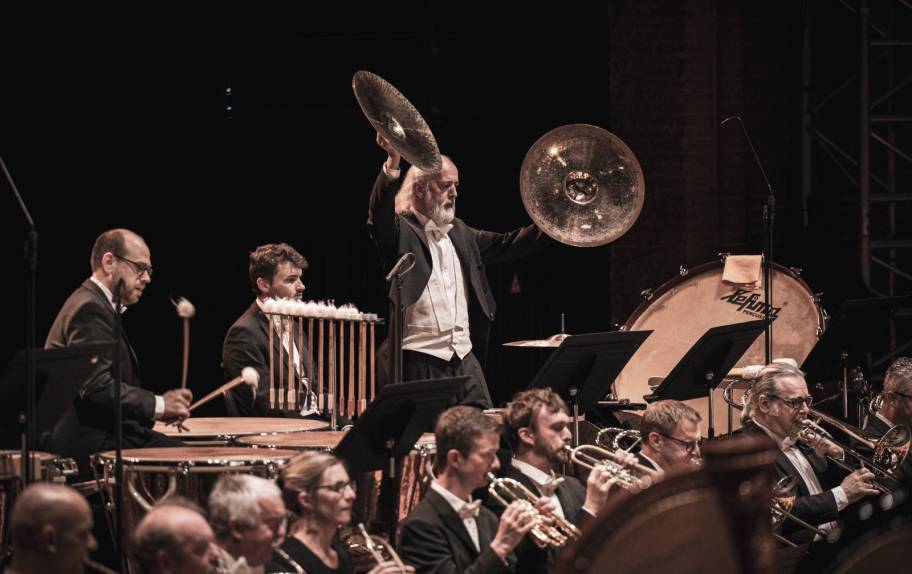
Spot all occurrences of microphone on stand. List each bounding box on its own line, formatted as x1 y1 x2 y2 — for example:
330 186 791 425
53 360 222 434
385 252 416 282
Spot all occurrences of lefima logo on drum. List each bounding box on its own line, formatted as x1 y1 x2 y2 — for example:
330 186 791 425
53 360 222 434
719 289 783 320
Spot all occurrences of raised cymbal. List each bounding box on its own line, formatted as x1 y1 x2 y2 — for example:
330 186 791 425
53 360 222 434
520 124 645 248
352 70 442 172
502 332 569 348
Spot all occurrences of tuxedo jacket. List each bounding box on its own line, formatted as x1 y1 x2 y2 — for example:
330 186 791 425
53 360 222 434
398 488 513 574
482 464 589 574
222 301 310 417
367 169 551 368
741 420 843 544
44 279 158 472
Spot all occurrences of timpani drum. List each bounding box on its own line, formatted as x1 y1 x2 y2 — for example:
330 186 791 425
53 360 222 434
92 447 298 537
0 450 78 548
152 417 329 446
614 260 825 435
237 431 437 523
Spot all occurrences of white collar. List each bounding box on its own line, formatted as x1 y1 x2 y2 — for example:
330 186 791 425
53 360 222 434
412 209 453 237
510 458 553 485
430 479 473 512
89 276 127 314
752 418 797 450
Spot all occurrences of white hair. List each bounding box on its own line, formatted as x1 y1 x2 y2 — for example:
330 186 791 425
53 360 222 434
208 474 282 540
394 155 453 216
742 361 805 423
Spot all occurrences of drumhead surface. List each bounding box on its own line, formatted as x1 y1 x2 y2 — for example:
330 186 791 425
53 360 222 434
153 417 328 438
236 431 348 449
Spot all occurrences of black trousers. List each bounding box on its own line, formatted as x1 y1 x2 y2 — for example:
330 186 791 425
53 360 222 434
402 349 492 409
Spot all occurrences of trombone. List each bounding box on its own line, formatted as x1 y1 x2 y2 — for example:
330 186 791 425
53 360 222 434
595 427 642 453
486 472 581 549
770 476 832 547
721 380 912 492
564 444 661 491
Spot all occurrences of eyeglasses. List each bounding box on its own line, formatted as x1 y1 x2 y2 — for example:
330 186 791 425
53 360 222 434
657 432 704 452
113 253 153 278
312 480 356 494
767 394 814 410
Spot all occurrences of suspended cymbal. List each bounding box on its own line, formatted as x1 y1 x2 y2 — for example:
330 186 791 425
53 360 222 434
503 333 569 348
520 124 645 248
352 71 442 172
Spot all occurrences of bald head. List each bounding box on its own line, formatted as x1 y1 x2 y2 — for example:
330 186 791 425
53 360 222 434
132 502 218 574
90 228 152 306
9 483 95 574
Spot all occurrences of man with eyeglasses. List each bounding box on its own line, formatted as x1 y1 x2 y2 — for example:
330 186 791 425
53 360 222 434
741 361 879 545
45 228 192 477
208 474 287 574
638 400 704 472
222 242 319 418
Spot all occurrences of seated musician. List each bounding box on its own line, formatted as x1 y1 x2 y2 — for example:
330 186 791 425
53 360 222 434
861 356 912 490
269 451 410 574
487 388 623 574
399 406 544 574
208 474 287 574
131 497 220 574
222 243 319 418
740 361 879 544
638 399 704 473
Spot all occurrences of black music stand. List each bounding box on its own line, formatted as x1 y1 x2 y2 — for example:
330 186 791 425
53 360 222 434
334 376 464 541
0 343 116 452
527 331 652 445
646 321 765 438
801 296 912 420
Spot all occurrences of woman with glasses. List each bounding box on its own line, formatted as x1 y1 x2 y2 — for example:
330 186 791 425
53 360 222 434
268 451 413 574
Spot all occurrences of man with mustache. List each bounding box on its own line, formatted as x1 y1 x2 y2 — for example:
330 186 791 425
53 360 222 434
45 228 191 476
222 242 318 417
368 134 551 408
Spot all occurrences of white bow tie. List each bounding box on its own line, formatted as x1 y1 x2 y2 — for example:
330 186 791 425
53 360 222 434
538 475 565 497
425 221 453 239
458 499 481 520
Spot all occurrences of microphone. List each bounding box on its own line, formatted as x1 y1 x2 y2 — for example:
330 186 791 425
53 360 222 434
720 115 774 201
385 252 416 282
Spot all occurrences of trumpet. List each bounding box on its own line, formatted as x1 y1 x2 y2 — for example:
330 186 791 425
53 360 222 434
564 444 660 491
486 472 581 549
595 427 642 453
344 523 409 573
797 414 910 493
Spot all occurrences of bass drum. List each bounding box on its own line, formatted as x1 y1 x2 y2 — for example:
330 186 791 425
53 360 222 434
614 260 825 435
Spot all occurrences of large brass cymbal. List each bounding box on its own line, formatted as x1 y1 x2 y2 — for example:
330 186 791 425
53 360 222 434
352 70 442 173
520 124 645 248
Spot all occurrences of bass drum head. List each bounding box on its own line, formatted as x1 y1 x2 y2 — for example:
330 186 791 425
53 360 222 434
614 261 823 435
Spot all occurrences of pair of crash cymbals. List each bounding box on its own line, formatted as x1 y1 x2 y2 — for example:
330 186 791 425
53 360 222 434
352 71 645 248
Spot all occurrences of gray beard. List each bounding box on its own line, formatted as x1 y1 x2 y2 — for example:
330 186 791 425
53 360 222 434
425 200 455 226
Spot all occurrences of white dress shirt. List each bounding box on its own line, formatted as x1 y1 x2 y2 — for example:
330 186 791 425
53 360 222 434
89 276 165 419
754 419 847 537
511 458 566 519
431 480 480 551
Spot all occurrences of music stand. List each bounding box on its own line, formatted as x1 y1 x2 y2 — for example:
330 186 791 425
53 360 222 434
646 321 765 438
0 343 116 452
528 331 652 445
334 376 464 541
801 296 912 420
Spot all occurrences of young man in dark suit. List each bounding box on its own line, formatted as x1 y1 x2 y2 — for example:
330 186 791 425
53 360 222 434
489 388 621 574
740 361 879 545
398 406 540 573
45 228 191 475
638 399 704 474
368 134 551 408
221 242 318 417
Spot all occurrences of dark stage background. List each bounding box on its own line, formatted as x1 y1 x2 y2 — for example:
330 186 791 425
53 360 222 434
1 2 897 420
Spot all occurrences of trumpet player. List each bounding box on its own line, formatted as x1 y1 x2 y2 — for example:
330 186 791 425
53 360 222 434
639 400 704 472
488 388 625 574
398 406 543 573
741 362 879 544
